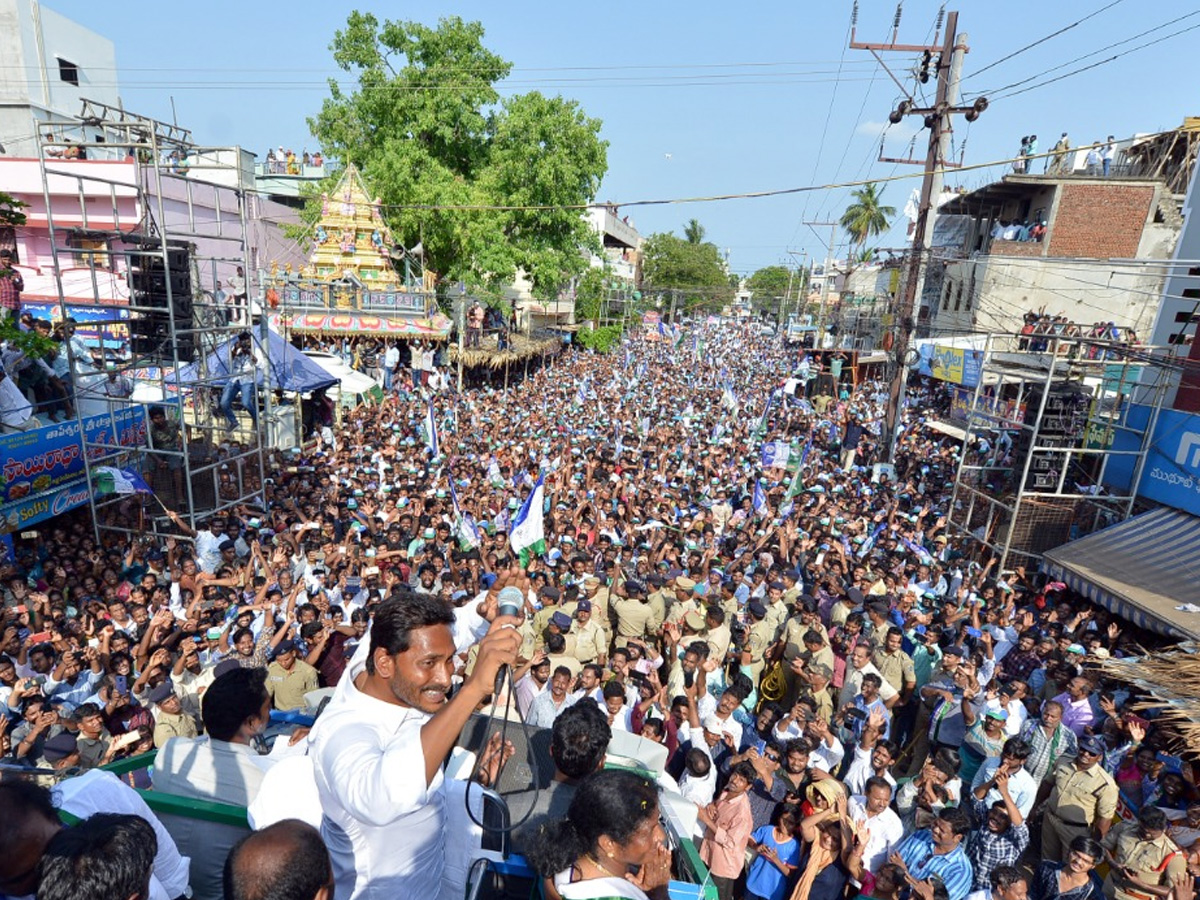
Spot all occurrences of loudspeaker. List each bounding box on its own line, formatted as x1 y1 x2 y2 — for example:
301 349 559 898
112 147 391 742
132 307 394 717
125 244 195 362
455 711 555 794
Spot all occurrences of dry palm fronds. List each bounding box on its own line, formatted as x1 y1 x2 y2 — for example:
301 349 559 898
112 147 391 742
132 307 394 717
450 331 565 369
1095 643 1200 750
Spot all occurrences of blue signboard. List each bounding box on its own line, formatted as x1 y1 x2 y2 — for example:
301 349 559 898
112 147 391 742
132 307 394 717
0 407 146 533
1103 404 1200 517
22 302 131 350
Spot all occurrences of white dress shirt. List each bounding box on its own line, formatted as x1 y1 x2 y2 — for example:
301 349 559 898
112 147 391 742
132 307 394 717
55 770 191 900
310 648 445 900
848 795 905 874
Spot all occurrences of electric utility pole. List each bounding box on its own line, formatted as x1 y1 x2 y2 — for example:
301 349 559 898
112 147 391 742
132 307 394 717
850 8 985 461
804 221 839 348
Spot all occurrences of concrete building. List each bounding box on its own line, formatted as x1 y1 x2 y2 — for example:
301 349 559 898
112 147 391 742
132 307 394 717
0 0 121 159
927 174 1183 338
514 204 642 330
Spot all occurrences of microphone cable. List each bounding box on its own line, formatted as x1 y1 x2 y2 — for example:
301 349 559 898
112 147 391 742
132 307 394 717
462 660 545 835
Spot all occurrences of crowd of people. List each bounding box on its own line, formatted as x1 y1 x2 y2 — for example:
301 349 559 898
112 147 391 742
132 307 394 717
0 322 1197 900
264 147 324 175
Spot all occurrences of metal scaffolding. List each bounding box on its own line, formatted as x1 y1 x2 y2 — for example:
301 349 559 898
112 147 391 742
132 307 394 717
35 101 269 547
946 332 1176 572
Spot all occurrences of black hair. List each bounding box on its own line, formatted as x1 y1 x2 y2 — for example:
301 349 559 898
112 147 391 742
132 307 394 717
550 701 611 779
38 813 156 900
705 605 725 626
551 665 573 680
937 805 972 838
874 738 899 760
802 629 824 646
582 663 604 681
524 769 659 877
601 681 625 702
932 747 960 778
74 702 102 721
202 667 269 742
1001 737 1032 761
223 819 332 900
684 640 709 660
1138 805 1169 830
771 802 802 827
725 672 753 703
0 779 58 860
863 775 893 797
728 761 757 785
685 747 712 777
783 737 812 758
861 673 883 690
1069 835 1103 860
545 633 566 654
365 593 453 675
990 866 1025 893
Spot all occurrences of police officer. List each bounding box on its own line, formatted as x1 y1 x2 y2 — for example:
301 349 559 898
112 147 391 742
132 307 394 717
1102 805 1187 900
572 600 606 665
1042 734 1119 858
742 600 773 686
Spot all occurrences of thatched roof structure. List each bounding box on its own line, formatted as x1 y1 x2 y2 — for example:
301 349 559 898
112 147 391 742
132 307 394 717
450 331 565 369
1095 642 1200 750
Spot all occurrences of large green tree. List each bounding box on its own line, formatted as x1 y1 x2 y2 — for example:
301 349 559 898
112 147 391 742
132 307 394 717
745 264 803 314
308 13 608 298
641 227 732 314
839 183 895 254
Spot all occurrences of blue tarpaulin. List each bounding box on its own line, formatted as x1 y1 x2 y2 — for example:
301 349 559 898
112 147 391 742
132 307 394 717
174 329 337 394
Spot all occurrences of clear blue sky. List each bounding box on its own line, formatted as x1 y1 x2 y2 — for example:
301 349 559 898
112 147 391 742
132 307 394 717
49 0 1198 275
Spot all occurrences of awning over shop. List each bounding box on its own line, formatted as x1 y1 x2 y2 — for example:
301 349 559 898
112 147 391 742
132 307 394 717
1043 507 1200 640
269 312 452 339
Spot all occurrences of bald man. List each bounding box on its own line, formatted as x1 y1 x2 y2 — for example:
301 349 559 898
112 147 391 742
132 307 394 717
223 819 333 900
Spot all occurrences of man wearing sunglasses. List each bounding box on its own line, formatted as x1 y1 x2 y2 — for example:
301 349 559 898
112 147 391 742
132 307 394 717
1042 733 1119 859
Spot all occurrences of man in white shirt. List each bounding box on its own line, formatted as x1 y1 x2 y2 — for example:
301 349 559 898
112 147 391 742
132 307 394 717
310 592 520 900
382 342 400 392
154 665 275 900
849 777 905 874
0 767 190 900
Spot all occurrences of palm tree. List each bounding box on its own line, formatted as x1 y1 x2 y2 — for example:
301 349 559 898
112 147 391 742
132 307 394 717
839 183 895 253
683 218 706 245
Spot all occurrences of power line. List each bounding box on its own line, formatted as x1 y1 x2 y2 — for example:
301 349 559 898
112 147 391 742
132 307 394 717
963 0 1128 82
0 59 882 75
238 125 1180 215
968 9 1200 99
990 22 1200 101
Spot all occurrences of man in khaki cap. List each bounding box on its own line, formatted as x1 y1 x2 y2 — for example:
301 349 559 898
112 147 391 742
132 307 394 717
666 576 699 627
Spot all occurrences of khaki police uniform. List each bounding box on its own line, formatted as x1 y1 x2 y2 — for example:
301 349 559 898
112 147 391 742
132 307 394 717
611 595 656 646
1042 758 1120 859
875 648 917 696
1102 820 1187 900
706 623 732 664
763 597 788 639
743 618 774 686
573 618 606 664
546 652 583 681
265 659 319 712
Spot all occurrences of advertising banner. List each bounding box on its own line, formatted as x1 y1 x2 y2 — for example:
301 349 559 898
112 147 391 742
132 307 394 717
21 302 131 351
0 407 146 530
